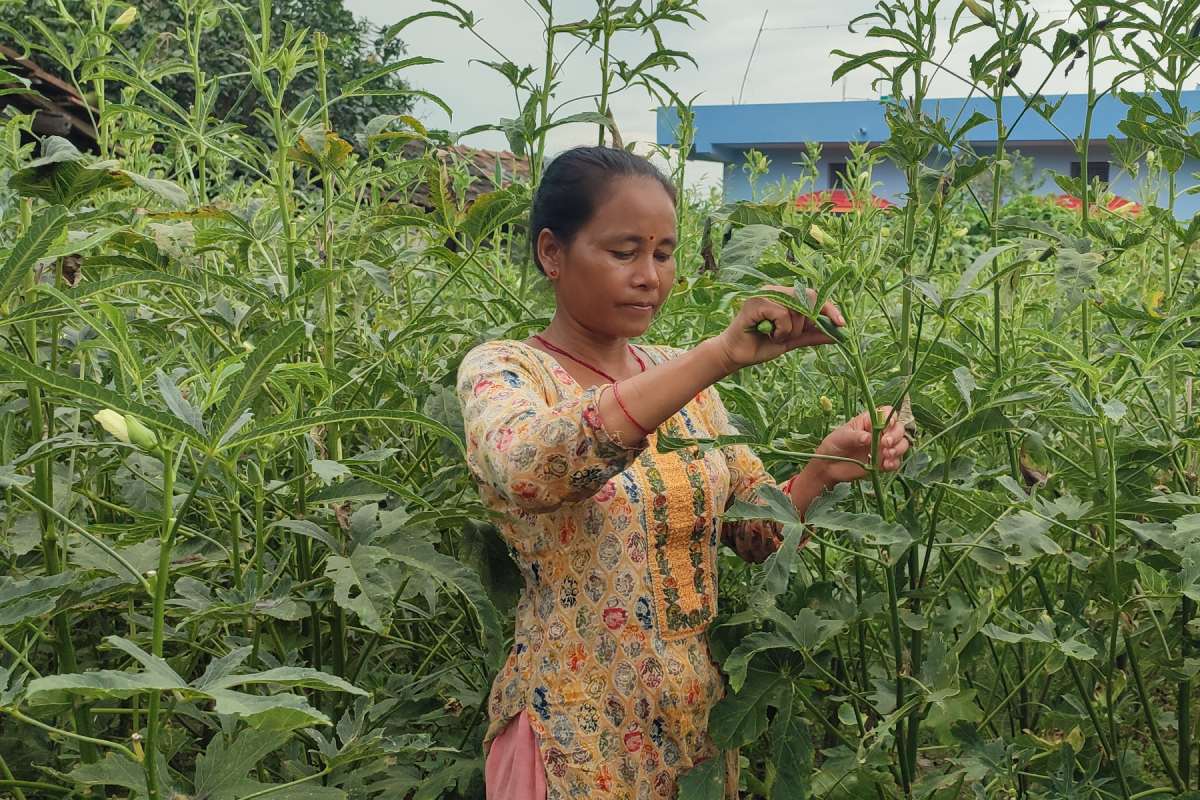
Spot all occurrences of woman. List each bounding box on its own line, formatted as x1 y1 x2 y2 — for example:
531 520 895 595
458 147 908 800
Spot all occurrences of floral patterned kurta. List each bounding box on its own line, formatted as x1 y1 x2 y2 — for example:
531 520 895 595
458 340 785 800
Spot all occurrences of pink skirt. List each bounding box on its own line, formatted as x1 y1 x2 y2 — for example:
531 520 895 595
486 711 548 800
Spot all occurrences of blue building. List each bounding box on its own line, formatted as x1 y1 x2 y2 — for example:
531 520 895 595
656 92 1200 216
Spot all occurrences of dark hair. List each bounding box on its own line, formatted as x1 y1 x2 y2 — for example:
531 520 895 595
529 146 677 273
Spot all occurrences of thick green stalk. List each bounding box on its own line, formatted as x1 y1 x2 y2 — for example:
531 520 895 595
0 750 25 800
24 325 97 764
844 335 910 786
883 561 911 795
250 460 266 663
143 441 179 800
292 396 324 675
988 40 1021 482
1104 422 1132 800
597 26 612 146
1183 596 1193 788
273 115 297 312
330 607 347 679
1034 570 1117 762
314 33 341 463
230 491 243 591
251 460 266 588
1125 632 1184 791
1164 141 1190 790
533 4 556 182
977 652 1054 730
257 0 296 317
189 2 209 204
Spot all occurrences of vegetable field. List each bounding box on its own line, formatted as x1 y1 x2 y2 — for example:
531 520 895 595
0 0 1198 799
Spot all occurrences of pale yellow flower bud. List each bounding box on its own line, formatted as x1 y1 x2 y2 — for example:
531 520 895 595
94 409 130 443
110 5 137 33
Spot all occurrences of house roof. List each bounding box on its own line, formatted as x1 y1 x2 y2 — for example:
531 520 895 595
1055 193 1141 214
0 44 99 151
402 139 531 208
796 189 894 213
657 90 1200 163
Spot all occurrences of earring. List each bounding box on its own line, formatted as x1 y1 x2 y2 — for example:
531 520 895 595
548 269 558 277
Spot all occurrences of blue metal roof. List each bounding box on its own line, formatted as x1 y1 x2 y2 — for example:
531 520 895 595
657 91 1200 162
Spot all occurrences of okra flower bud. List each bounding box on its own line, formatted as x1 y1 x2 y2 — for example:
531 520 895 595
94 409 130 443
124 416 159 451
963 0 995 25
95 409 159 452
109 6 137 33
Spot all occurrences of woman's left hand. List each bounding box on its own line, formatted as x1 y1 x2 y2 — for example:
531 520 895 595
788 406 910 518
813 406 910 485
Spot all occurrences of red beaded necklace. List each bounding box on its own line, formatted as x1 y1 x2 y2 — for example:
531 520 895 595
531 334 646 383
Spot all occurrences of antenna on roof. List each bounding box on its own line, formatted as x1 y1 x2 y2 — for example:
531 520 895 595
738 10 768 105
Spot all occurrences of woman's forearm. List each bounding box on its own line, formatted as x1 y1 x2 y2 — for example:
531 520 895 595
596 338 735 443
788 460 836 519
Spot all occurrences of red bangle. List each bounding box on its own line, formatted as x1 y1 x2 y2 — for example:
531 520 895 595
612 382 650 435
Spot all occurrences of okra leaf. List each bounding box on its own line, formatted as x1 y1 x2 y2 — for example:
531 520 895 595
807 509 913 559
771 710 814 799
70 752 173 799
723 630 797 692
995 510 1061 564
205 666 366 695
676 751 728 800
708 658 793 750
193 728 291 800
207 687 331 730
26 668 188 701
719 223 781 270
271 519 344 555
211 321 307 444
391 544 505 669
326 544 395 634
0 204 67 312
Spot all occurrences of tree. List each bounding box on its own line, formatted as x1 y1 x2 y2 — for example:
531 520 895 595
0 0 412 144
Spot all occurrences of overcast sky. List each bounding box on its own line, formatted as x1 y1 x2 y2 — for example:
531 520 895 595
343 0 1149 188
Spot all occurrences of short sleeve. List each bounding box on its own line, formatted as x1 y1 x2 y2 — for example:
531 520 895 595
457 342 647 514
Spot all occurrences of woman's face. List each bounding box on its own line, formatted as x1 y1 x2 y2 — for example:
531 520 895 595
538 176 677 339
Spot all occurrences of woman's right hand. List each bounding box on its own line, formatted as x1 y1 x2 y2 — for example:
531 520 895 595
715 286 845 370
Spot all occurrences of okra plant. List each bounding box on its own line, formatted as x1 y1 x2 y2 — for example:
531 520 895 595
0 0 1198 799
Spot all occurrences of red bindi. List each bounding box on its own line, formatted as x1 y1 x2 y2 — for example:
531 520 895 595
649 235 654 240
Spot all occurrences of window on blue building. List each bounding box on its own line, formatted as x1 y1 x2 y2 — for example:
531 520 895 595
1070 161 1110 183
828 163 847 190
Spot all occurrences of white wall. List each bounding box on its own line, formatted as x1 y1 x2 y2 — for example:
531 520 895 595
716 143 1200 218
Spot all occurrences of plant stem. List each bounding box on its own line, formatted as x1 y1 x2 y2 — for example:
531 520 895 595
534 4 557 182
1125 632 1184 792
978 652 1053 730
4 707 135 761
0 749 25 800
23 333 97 763
238 767 331 800
143 439 180 800
1182 596 1193 788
